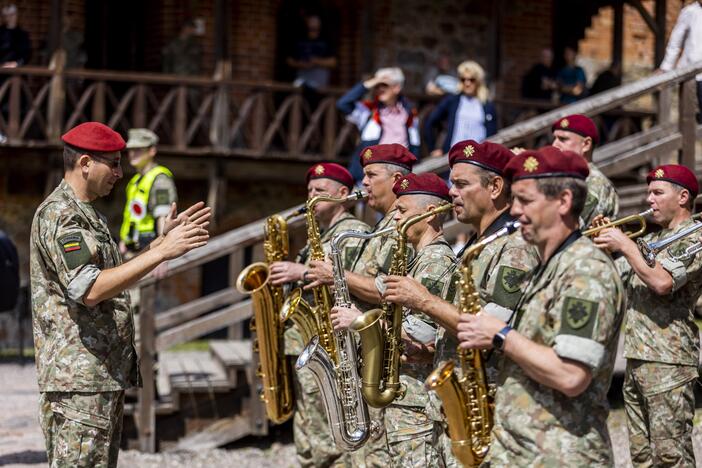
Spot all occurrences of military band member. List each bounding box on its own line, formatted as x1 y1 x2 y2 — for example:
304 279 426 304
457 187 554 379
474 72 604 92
269 162 369 468
332 172 456 467
30 122 210 467
457 146 626 466
551 114 619 227
383 140 539 467
593 164 701 467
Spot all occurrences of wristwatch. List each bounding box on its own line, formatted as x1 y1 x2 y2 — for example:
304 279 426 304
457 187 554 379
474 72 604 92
492 325 513 353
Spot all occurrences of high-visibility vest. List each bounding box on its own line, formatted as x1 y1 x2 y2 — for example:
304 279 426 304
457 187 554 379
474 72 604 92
119 165 173 247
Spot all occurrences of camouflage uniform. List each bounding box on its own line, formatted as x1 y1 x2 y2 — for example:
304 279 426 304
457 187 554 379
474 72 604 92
580 163 619 228
487 233 625 467
285 211 370 468
30 180 139 468
430 212 539 468
617 217 702 467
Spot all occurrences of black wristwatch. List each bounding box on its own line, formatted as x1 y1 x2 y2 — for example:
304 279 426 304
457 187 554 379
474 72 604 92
492 325 513 353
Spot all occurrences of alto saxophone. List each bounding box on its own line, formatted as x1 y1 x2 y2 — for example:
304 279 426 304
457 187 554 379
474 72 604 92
425 220 521 467
296 228 393 451
235 208 305 424
281 190 366 356
351 203 454 408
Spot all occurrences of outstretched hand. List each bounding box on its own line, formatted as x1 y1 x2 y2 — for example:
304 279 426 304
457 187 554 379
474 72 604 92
163 201 212 236
158 220 209 260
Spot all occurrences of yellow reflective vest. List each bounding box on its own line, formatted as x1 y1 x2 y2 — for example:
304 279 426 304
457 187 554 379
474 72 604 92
119 165 173 248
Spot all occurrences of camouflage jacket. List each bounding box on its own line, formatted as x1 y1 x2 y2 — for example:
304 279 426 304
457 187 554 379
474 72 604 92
488 233 625 466
285 211 370 357
435 212 539 367
581 163 619 228
30 180 139 392
619 216 702 369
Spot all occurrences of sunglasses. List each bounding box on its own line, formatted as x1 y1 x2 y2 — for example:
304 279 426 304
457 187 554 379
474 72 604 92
461 77 477 83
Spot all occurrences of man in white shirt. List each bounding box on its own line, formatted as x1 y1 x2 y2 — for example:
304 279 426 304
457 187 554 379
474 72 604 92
659 0 702 123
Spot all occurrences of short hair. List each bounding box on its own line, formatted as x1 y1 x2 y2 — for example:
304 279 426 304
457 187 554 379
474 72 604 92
535 177 588 219
377 163 411 177
375 67 405 88
412 194 451 224
474 166 511 199
63 144 109 171
666 181 695 211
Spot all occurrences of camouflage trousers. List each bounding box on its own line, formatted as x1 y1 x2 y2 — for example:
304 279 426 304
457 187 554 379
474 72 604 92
431 422 459 468
38 391 124 468
292 361 348 468
623 359 697 468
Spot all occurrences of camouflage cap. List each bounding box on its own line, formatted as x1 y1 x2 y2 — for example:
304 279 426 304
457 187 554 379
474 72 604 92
126 128 159 149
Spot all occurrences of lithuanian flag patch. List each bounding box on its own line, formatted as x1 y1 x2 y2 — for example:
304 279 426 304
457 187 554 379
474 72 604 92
57 232 91 269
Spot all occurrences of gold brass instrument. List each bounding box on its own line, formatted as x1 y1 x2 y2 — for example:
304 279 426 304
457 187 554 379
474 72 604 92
425 220 521 467
281 190 366 356
582 208 653 239
295 228 393 451
350 203 454 408
637 213 702 267
235 208 305 424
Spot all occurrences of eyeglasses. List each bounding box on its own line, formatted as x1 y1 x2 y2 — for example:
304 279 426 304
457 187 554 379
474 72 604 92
461 77 477 83
90 154 121 170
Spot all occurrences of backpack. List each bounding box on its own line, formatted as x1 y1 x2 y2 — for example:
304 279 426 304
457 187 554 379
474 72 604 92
0 230 19 312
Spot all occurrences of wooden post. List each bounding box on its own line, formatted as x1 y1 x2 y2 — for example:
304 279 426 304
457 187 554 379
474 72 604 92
137 284 157 453
252 93 265 152
210 60 232 150
678 79 696 170
228 249 244 340
174 86 187 149
612 0 624 68
92 82 106 123
206 161 226 229
7 75 21 141
287 95 302 152
47 50 66 141
323 99 336 158
657 86 672 125
654 0 667 67
47 0 63 56
133 84 146 128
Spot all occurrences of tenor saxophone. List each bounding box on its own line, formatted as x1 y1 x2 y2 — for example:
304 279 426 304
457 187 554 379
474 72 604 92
350 203 454 408
425 220 521 467
235 208 305 424
295 228 393 451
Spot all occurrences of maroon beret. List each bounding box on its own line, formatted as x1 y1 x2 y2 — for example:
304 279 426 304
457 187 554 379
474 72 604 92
392 172 451 201
552 114 599 145
61 122 126 152
505 146 590 182
448 140 513 175
305 162 354 189
646 164 699 197
360 143 417 170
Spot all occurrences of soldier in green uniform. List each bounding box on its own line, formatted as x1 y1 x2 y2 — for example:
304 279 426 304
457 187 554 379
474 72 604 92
119 128 177 258
331 172 456 468
383 140 539 467
269 162 369 468
551 114 619 227
593 164 700 467
457 146 626 466
306 144 417 467
30 122 210 467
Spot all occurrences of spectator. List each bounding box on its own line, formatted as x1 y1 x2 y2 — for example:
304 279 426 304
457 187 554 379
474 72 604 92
521 48 557 101
61 12 86 69
556 46 587 104
423 60 497 157
659 0 702 123
424 53 459 96
589 61 622 96
336 67 420 182
0 4 30 68
286 15 336 90
162 20 202 76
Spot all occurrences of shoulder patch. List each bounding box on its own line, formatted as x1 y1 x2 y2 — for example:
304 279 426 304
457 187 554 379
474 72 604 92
420 276 445 298
560 297 598 338
154 188 170 206
492 265 526 310
57 232 91 270
583 192 599 217
343 246 361 270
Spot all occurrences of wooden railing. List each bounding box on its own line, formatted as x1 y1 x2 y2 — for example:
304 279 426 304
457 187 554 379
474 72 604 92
130 62 702 451
0 65 653 161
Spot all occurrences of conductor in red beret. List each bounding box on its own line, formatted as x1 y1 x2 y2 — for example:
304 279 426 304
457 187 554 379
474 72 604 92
457 146 626 465
29 122 212 467
593 163 701 467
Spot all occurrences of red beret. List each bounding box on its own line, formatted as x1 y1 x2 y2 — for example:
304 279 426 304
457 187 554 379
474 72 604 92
646 164 699 196
448 140 513 175
360 143 417 170
505 146 589 182
306 162 354 189
552 114 599 145
62 122 126 152
392 172 451 201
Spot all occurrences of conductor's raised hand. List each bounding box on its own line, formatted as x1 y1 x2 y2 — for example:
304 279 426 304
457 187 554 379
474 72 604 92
163 201 212 236
158 220 209 260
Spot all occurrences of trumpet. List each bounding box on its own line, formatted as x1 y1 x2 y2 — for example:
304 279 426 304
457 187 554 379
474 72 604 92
583 208 653 239
637 213 702 267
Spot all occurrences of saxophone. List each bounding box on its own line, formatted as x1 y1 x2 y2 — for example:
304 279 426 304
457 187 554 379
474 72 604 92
425 220 521 467
281 190 366 356
295 227 394 451
235 208 306 424
350 203 454 408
